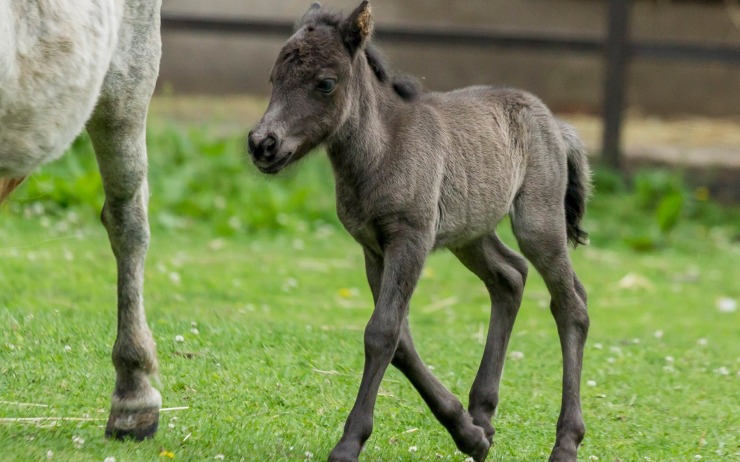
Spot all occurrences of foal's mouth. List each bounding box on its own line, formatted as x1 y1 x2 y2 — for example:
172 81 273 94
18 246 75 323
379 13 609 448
256 152 294 175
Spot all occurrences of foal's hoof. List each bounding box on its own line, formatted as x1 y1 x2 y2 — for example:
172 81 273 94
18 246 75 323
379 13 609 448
105 407 160 441
466 435 491 462
454 425 491 462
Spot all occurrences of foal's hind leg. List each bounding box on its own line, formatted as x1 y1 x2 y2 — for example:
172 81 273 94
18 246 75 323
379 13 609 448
362 249 490 461
450 234 528 443
512 196 589 462
86 7 162 440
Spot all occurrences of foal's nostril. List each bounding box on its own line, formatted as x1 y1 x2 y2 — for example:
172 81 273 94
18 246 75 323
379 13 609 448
257 135 278 161
262 135 277 154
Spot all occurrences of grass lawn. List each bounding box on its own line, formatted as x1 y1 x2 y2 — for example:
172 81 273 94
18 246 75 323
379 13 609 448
1 105 739 461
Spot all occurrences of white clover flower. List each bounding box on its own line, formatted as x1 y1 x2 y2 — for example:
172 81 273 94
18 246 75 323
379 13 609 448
214 455 225 460
190 328 200 335
665 356 674 363
304 451 314 459
169 272 181 285
175 335 184 343
593 343 603 350
654 330 664 339
409 446 418 452
64 345 72 353
698 338 708 347
715 367 730 376
72 435 84 448
47 451 53 460
586 380 597 387
717 297 737 313
104 457 116 462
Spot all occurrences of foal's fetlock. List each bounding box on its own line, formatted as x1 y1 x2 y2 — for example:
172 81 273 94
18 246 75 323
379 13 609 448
470 412 495 443
468 401 497 443
549 425 584 462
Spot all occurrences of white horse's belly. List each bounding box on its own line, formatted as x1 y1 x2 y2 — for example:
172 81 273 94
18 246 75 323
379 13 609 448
0 0 122 177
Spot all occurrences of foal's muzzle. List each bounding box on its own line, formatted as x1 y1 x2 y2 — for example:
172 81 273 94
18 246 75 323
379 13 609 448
248 131 292 174
248 131 278 161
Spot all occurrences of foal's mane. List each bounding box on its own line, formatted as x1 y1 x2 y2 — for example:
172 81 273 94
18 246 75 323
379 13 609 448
298 5 422 101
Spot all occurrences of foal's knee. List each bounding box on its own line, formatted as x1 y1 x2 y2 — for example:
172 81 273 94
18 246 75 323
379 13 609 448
364 319 401 358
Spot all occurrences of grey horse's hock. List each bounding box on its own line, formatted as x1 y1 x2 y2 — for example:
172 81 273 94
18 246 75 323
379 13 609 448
249 2 591 462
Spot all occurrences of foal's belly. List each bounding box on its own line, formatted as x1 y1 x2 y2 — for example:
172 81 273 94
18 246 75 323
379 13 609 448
0 0 122 177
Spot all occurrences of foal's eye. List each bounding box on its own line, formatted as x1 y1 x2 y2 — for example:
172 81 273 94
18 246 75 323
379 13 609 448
317 78 336 94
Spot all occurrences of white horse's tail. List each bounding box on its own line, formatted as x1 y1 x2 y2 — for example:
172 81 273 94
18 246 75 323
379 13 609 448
0 177 24 204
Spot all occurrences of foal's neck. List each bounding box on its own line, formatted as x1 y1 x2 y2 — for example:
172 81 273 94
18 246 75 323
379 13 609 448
326 60 399 180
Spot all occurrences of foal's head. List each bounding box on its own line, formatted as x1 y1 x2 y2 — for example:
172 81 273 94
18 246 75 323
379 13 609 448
247 1 374 174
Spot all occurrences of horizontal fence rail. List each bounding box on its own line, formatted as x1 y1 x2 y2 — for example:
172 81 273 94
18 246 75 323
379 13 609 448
160 14 740 63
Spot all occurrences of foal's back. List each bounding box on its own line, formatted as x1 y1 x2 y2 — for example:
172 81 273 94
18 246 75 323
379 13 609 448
413 86 566 248
0 0 123 178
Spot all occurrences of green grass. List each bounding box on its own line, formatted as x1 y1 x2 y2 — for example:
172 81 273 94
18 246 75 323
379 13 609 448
1 116 739 461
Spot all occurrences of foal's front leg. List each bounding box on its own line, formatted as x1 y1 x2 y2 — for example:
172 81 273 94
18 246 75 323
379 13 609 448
328 231 430 462
362 249 490 461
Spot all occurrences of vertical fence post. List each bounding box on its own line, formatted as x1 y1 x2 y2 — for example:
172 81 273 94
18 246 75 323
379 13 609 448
602 0 631 170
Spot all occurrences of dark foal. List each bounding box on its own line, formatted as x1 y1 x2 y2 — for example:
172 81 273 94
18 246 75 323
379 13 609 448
248 2 591 461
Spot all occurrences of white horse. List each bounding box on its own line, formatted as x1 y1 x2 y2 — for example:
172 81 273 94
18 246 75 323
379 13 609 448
1 0 163 440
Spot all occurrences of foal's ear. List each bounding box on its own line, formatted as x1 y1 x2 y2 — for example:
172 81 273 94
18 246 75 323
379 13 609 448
298 2 322 29
340 1 373 56
305 2 321 14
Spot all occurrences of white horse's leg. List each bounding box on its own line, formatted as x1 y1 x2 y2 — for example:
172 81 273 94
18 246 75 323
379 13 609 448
86 0 162 440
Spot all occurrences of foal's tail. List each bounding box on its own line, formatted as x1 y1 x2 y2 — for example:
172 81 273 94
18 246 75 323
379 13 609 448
557 120 592 247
